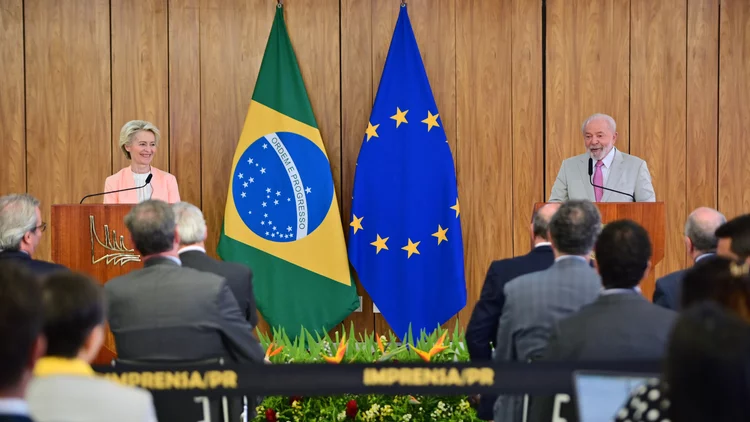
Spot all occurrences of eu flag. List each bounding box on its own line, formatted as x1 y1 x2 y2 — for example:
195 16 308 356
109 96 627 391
348 4 466 339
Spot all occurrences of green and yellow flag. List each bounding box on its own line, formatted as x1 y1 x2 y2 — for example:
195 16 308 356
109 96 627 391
218 6 358 338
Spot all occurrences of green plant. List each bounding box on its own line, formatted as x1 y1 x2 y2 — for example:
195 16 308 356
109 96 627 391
253 324 481 421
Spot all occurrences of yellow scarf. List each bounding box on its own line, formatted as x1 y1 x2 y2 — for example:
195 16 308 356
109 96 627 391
33 357 95 377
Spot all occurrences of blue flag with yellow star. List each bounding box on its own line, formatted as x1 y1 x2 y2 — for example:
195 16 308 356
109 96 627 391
348 4 466 338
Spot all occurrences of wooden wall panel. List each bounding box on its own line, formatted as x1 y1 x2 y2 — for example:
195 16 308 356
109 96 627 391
169 0 202 207
512 0 544 256
545 0 630 197
0 0 25 195
111 0 169 173
456 0 514 328
630 0 687 288
372 0 457 336
687 0 719 212
341 0 375 335
24 0 111 262
199 0 272 259
719 0 750 219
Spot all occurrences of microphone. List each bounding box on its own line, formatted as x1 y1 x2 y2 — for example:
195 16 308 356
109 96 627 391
79 174 152 204
588 157 635 202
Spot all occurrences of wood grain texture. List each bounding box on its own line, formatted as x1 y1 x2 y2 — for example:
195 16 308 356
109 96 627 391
456 0 513 332
341 0 375 335
111 0 169 173
0 0 25 195
372 0 457 336
24 0 111 262
545 0 630 197
512 0 544 256
50 204 142 365
687 0 719 212
169 0 201 207
199 0 272 260
630 0 687 280
719 0 750 219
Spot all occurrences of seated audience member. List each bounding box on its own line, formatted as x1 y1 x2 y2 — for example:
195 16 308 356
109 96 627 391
173 201 258 327
105 199 264 363
466 203 560 419
0 195 66 275
0 262 45 422
104 120 180 204
716 213 750 262
615 257 750 421
493 200 603 422
529 220 677 422
27 272 157 422
653 207 725 310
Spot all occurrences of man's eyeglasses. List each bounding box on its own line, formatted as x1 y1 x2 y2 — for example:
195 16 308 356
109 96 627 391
35 222 47 233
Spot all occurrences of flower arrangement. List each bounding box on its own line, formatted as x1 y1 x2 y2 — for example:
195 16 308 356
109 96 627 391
253 324 482 421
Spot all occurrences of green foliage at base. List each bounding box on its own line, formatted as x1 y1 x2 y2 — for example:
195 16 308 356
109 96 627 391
253 324 482 421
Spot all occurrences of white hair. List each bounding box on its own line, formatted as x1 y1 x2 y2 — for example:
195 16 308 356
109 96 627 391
581 113 617 134
118 120 161 160
0 194 40 251
172 202 207 245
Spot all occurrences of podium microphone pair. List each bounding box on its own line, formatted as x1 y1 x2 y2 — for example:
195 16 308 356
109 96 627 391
79 174 152 204
587 157 635 202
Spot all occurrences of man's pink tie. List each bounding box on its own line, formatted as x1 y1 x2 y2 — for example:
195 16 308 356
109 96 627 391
593 160 604 202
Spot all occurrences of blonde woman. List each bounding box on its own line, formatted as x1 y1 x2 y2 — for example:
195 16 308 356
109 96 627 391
104 120 180 204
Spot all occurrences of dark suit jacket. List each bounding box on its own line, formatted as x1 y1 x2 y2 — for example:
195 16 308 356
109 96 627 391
653 253 714 311
465 245 554 420
0 416 32 422
529 291 678 422
0 251 66 276
179 249 258 327
105 257 265 363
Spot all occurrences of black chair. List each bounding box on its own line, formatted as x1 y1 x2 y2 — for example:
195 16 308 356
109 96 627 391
112 357 246 422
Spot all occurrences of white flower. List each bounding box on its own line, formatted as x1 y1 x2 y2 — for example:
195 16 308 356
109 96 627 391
337 411 346 421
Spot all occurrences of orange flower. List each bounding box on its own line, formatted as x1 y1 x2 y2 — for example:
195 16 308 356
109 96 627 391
265 343 284 360
376 333 385 354
411 332 448 362
323 334 347 364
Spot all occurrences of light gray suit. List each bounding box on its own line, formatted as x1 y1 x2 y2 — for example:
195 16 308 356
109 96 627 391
548 149 655 202
493 257 602 422
28 375 156 422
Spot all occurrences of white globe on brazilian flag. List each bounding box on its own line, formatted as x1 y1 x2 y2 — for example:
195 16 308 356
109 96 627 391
218 5 358 338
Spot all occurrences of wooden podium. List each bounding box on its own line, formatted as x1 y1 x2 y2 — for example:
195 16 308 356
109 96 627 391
51 204 143 365
534 202 665 300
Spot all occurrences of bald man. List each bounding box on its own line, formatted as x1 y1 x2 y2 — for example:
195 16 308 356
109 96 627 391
466 203 560 420
653 207 727 310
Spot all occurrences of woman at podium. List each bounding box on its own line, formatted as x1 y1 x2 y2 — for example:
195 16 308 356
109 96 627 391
104 120 180 204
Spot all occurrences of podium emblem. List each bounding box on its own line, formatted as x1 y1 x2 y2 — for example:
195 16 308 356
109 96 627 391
89 216 140 266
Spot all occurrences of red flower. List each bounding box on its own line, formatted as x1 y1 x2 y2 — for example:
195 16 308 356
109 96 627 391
265 408 277 422
289 396 303 405
345 399 358 418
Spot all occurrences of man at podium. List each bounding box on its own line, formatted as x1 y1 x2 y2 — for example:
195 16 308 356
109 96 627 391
548 113 655 203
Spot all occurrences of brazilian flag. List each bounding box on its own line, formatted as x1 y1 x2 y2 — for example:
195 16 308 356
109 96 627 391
218 5 358 338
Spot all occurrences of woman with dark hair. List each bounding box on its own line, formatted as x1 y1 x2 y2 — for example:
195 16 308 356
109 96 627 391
614 257 750 421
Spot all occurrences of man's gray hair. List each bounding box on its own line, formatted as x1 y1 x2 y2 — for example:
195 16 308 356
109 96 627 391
581 113 617 134
549 199 602 255
0 194 40 252
172 202 207 245
124 200 175 256
685 207 726 252
532 208 553 240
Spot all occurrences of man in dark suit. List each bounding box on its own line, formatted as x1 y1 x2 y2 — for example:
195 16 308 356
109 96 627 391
105 200 265 364
653 207 725 310
0 194 66 276
716 213 750 263
529 220 678 422
493 200 604 422
466 203 559 420
173 202 258 327
0 262 46 422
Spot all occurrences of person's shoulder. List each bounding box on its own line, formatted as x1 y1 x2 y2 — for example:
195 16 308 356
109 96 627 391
561 153 588 165
618 150 647 165
151 166 177 181
106 167 128 182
